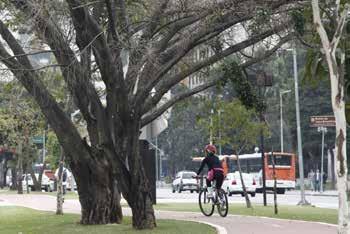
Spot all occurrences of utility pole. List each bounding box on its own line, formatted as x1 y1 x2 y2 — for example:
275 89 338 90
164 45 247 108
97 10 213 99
218 109 222 155
318 126 327 193
280 90 291 152
210 109 214 145
289 48 309 205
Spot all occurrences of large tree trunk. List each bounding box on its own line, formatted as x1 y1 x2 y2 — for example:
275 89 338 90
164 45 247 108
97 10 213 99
71 156 123 225
121 124 156 229
129 186 156 229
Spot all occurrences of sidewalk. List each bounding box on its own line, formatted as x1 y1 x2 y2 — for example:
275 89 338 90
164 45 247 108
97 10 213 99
290 190 338 197
0 194 337 234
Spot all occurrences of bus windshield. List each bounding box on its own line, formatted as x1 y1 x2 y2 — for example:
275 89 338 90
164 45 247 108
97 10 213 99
268 155 291 166
231 158 262 173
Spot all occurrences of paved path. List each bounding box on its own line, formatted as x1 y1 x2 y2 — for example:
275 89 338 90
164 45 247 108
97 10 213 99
0 194 336 234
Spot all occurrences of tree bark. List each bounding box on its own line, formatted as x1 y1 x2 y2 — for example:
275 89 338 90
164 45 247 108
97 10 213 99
29 166 40 191
311 1 349 232
71 156 123 225
236 155 251 208
17 157 23 194
56 147 65 215
10 167 17 190
0 159 4 188
118 122 156 229
129 187 156 229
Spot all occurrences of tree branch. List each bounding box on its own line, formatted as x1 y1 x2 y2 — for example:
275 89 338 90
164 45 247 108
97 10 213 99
141 24 289 115
135 0 294 107
0 40 91 164
141 77 220 127
141 33 292 127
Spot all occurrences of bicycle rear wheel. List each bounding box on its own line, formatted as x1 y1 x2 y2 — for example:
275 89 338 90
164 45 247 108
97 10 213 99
199 189 214 216
217 189 229 217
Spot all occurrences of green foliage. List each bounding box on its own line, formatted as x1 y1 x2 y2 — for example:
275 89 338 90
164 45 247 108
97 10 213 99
221 60 264 112
46 131 61 169
198 99 268 153
302 49 328 87
290 9 306 36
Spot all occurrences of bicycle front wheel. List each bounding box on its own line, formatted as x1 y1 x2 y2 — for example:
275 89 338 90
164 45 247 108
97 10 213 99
217 189 229 217
199 189 214 216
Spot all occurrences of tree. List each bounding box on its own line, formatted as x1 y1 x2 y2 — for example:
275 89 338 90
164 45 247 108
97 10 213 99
158 86 209 176
0 0 300 229
311 1 349 233
0 83 43 194
198 99 267 208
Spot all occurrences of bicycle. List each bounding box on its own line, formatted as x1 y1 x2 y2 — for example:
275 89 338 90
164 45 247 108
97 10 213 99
195 175 228 217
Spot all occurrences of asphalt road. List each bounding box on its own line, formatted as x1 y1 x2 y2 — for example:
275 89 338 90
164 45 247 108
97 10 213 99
156 187 338 209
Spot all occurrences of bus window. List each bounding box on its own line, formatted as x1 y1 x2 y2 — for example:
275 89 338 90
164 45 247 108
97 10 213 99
268 155 291 166
232 158 262 173
247 158 262 172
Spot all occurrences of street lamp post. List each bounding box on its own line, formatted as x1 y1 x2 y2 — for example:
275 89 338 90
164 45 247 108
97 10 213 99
318 126 327 193
218 109 222 155
280 90 291 152
287 48 309 205
210 109 214 145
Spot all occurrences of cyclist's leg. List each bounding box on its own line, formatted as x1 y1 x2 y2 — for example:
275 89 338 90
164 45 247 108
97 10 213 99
215 172 224 190
206 178 212 188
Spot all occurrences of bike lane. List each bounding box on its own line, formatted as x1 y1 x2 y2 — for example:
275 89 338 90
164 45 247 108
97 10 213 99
0 194 336 234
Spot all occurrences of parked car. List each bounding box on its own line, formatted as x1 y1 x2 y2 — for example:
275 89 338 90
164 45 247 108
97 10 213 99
23 172 55 192
41 171 55 192
172 171 198 193
222 172 257 197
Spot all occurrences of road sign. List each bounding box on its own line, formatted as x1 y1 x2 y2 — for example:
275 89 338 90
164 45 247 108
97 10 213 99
32 136 44 144
310 115 335 127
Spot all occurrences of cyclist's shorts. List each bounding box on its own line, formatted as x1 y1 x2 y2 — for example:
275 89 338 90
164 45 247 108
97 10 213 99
207 168 224 181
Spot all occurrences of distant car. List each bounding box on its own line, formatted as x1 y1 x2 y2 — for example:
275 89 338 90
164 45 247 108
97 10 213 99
172 171 198 193
21 172 54 192
222 172 257 197
40 171 55 192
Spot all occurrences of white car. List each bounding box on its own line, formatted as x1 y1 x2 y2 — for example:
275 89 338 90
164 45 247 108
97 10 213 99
172 171 198 193
222 172 257 197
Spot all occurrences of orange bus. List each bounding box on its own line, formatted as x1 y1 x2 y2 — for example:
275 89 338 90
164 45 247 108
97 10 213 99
193 152 296 194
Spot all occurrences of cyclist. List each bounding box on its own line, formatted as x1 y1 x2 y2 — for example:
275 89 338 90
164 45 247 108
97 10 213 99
196 144 224 198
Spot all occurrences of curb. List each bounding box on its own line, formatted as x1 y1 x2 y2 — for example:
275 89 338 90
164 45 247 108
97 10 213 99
226 213 337 228
305 193 338 197
155 210 337 228
195 220 227 234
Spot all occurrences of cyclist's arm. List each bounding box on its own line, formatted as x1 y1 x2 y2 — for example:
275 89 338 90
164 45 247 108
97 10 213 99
197 157 207 175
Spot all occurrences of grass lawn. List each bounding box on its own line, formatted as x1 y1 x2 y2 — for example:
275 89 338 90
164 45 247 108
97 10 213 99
0 206 215 234
154 203 337 224
0 189 79 200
